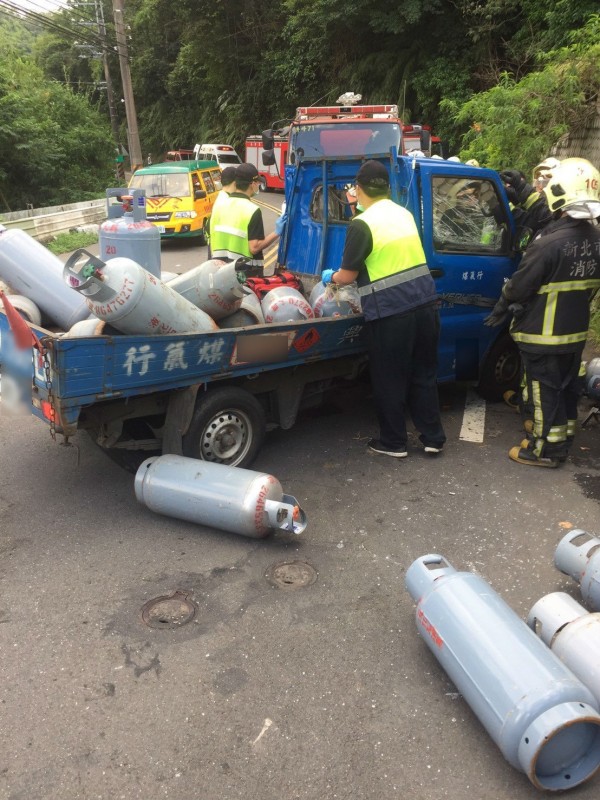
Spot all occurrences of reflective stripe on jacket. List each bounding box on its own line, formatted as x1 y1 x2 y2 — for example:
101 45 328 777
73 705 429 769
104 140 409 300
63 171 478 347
357 199 437 320
505 217 600 352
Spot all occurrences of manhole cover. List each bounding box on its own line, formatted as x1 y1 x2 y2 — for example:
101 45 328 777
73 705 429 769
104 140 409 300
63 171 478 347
265 561 318 590
140 590 197 629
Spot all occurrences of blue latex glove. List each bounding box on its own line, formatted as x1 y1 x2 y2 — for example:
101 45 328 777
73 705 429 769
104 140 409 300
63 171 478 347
321 268 336 286
274 213 287 236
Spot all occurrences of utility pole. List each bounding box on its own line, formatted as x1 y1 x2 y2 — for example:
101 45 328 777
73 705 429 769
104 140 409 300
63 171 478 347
95 0 124 182
112 0 143 173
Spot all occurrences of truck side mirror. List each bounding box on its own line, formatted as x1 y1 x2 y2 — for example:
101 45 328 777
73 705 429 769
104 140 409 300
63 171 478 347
194 189 207 200
262 150 276 167
262 129 275 150
420 129 432 154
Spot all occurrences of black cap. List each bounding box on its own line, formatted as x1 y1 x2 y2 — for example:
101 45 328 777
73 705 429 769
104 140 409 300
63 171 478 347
356 160 389 189
236 163 260 182
220 166 237 186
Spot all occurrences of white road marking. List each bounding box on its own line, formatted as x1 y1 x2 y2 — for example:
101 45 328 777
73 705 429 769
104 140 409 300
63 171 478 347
459 388 486 443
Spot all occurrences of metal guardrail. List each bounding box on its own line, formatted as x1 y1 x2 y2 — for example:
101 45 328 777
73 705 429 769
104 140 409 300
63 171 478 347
1 199 105 241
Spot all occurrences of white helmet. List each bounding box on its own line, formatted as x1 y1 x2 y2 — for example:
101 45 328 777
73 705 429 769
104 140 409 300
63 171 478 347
532 156 561 182
447 156 461 163
543 158 600 219
465 158 480 167
430 154 444 160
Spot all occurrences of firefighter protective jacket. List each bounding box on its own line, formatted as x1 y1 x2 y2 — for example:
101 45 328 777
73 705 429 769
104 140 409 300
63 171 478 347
502 216 600 353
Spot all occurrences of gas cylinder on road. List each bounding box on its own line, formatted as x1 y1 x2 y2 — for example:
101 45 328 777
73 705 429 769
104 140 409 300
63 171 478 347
528 592 600 704
405 553 600 791
554 529 600 609
309 282 361 318
261 286 314 323
168 258 245 319
134 454 307 539
99 189 161 277
0 226 90 330
63 249 218 335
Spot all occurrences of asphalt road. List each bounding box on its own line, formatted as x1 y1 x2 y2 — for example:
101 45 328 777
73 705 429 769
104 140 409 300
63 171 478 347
1 196 600 799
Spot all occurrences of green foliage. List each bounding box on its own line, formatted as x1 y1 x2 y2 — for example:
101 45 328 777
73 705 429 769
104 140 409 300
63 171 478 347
0 57 116 210
46 230 98 255
445 14 600 170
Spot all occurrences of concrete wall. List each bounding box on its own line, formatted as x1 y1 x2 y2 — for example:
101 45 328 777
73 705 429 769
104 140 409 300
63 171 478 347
551 99 600 167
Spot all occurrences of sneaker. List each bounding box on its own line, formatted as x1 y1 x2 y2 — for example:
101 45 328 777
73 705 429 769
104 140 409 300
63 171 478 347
508 445 559 468
503 390 520 411
423 445 443 454
367 439 408 458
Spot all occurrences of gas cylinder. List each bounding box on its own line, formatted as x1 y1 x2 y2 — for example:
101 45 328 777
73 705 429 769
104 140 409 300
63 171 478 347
168 259 245 320
528 592 600 704
160 271 178 283
219 286 265 328
5 295 42 326
405 554 600 791
61 318 106 338
261 286 314 323
309 282 361 318
134 454 307 539
586 358 600 399
554 529 600 610
99 189 161 277
63 249 218 336
0 226 90 329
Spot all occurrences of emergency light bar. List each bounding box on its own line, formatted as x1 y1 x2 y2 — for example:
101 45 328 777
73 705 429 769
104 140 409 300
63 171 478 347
295 105 399 121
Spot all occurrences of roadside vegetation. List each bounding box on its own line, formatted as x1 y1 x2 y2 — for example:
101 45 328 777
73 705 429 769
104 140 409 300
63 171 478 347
45 231 98 255
0 2 599 209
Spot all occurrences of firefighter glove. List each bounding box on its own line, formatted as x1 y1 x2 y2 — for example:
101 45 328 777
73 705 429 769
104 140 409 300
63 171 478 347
274 213 287 236
484 296 510 327
499 170 533 206
321 269 336 286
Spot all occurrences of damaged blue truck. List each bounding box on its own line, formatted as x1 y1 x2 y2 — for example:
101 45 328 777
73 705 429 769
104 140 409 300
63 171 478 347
0 102 523 470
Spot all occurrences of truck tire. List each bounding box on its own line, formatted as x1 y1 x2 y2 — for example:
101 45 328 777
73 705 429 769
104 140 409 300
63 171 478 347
476 332 520 401
258 177 268 193
182 387 266 468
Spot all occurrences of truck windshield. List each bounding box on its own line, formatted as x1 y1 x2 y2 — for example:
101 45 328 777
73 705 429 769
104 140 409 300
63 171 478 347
290 122 401 159
129 172 190 198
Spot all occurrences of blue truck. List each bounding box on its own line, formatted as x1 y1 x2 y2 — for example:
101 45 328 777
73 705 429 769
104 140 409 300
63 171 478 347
0 104 522 470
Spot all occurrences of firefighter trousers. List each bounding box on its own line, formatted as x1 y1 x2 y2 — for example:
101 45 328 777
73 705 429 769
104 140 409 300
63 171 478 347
520 347 585 460
365 304 446 450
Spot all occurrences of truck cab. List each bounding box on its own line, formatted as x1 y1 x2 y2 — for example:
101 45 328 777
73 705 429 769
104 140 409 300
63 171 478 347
264 103 521 399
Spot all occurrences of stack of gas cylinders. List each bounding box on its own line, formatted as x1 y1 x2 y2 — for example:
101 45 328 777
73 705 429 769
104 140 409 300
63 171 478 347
406 528 600 792
0 188 362 338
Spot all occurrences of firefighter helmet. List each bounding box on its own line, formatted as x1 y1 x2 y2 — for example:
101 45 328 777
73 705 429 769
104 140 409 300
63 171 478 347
543 158 600 219
465 159 480 167
532 157 560 182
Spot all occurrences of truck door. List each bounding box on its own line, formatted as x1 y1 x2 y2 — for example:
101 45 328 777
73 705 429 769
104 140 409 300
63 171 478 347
415 161 517 385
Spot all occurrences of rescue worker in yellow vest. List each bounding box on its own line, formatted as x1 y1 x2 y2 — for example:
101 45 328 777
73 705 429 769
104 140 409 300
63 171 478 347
485 158 600 467
209 163 285 268
323 160 446 458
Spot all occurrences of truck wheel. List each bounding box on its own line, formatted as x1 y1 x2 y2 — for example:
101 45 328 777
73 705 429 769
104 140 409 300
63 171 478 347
182 387 266 467
476 332 520 401
258 177 268 193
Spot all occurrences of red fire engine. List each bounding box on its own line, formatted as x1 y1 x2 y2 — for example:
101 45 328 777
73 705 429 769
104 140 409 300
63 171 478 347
245 134 288 192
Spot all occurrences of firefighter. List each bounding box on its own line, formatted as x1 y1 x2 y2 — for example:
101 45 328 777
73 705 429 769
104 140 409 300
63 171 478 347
210 163 285 267
532 157 561 194
485 158 600 467
322 160 446 458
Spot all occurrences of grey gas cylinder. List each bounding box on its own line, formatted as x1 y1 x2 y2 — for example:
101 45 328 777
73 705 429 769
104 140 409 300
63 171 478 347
528 592 600 704
0 226 90 329
261 286 314 323
554 529 600 610
134 454 307 538
64 249 218 335
309 281 361 318
405 554 600 791
168 259 245 319
99 189 161 277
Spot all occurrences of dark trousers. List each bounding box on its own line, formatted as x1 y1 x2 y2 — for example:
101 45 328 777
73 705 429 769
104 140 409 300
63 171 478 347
520 347 585 459
365 304 446 449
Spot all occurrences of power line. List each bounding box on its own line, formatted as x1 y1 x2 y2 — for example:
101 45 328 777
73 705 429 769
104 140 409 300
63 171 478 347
0 0 117 49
